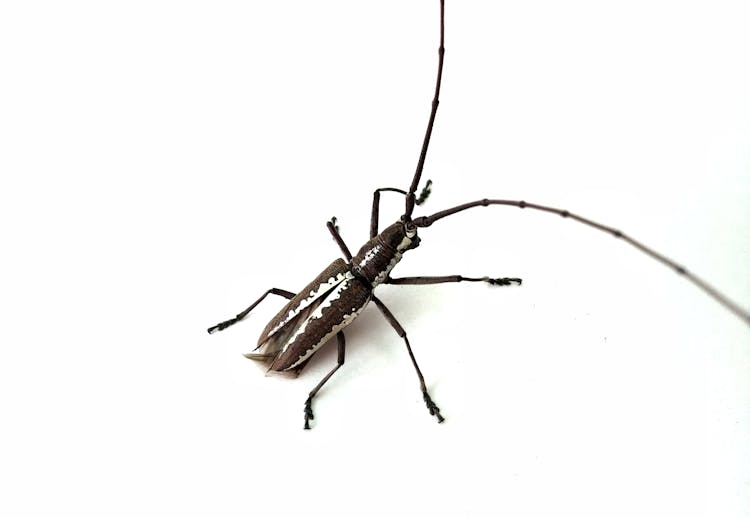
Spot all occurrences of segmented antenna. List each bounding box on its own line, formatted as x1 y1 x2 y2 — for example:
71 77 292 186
404 0 445 221
413 199 750 326
401 1 748 326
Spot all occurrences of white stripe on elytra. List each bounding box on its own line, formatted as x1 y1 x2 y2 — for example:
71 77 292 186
287 298 369 370
281 278 352 356
266 272 351 338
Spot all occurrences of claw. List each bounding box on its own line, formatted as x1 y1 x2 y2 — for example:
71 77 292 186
423 391 444 423
416 179 433 206
329 216 339 232
485 277 522 286
304 397 315 430
207 318 236 334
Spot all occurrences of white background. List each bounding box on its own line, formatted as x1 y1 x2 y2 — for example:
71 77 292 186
1 1 749 516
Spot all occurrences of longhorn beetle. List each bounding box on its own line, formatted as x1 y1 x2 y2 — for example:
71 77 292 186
208 0 750 429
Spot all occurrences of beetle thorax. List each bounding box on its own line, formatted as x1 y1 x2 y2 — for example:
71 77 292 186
352 222 420 287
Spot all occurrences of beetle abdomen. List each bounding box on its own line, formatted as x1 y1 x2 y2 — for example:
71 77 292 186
267 276 371 372
257 258 351 346
247 258 371 373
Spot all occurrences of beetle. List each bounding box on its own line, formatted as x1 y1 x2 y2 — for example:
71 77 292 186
208 0 750 429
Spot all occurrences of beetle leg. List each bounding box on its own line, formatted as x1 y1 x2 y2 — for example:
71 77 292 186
371 296 444 424
370 181 433 238
304 332 346 430
207 288 295 334
370 187 406 238
327 218 353 261
386 275 522 286
412 198 750 327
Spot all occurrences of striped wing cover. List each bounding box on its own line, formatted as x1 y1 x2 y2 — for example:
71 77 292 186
247 258 371 373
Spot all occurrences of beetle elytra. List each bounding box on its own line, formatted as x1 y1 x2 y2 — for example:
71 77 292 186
208 0 750 429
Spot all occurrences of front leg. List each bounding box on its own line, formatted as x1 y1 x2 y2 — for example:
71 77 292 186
370 181 433 238
386 275 522 286
327 217 353 261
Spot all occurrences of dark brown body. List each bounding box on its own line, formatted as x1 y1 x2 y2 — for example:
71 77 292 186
246 223 417 374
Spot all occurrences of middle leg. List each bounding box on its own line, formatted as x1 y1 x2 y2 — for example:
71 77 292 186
304 331 346 430
371 295 444 423
386 275 522 286
370 180 433 238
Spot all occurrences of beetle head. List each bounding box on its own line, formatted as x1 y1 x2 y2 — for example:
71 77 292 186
382 220 420 253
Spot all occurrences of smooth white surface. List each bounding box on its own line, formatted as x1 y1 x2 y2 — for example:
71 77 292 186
1 1 749 517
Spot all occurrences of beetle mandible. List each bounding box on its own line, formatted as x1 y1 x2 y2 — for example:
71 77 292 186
208 0 750 429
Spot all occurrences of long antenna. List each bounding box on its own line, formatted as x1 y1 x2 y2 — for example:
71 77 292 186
404 0 445 221
413 199 750 326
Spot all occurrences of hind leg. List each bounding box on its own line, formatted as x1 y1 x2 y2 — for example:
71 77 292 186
207 288 295 334
304 332 346 429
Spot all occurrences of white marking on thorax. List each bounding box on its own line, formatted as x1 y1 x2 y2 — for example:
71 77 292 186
358 244 381 269
395 235 413 252
372 252 402 287
371 234 413 286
